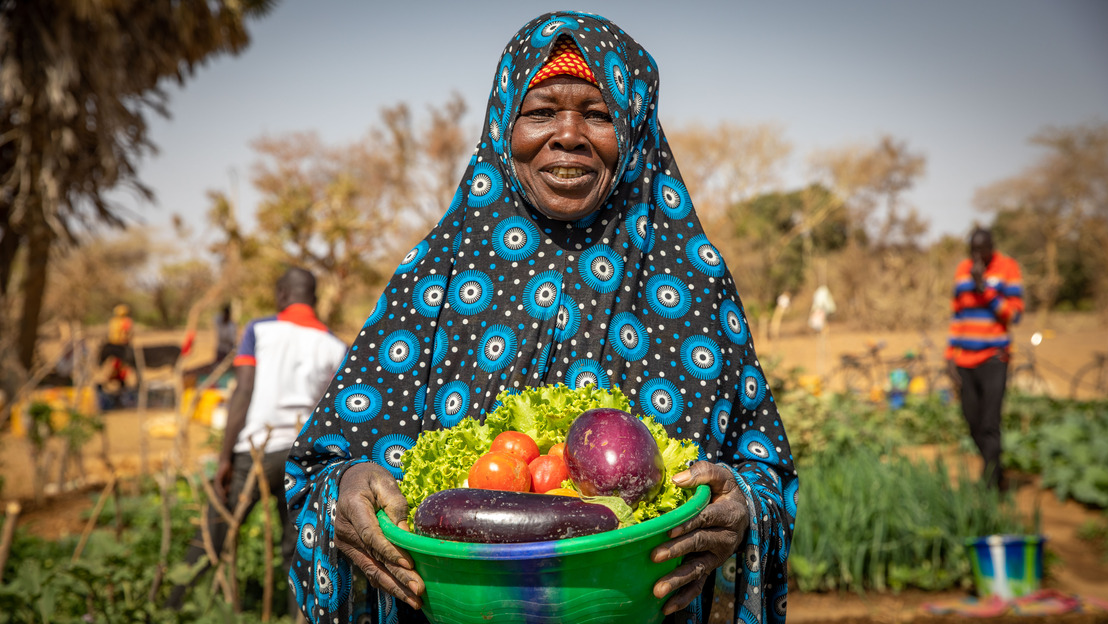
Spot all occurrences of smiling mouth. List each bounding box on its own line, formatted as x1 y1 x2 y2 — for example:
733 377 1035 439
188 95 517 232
548 166 589 179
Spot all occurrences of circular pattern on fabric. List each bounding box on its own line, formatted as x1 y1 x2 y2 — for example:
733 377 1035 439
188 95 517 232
313 434 351 458
718 553 737 593
639 377 683 425
784 475 799 521
645 274 691 319
566 359 610 389
739 429 779 464
631 79 650 128
284 461 307 501
579 245 624 293
395 240 429 274
711 399 732 441
489 105 506 155
334 384 382 423
553 296 580 342
315 557 350 612
467 162 503 208
492 216 540 261
622 142 645 183
363 295 387 329
523 271 561 320
412 274 448 317
296 512 317 560
448 270 494 315
653 173 692 219
608 312 649 361
604 51 629 108
431 327 448 367
372 434 415 479
739 364 768 411
531 17 578 48
379 330 420 374
720 299 750 345
626 203 655 252
681 336 722 381
773 583 789 617
434 380 470 428
686 234 725 277
477 324 518 373
496 54 514 106
744 543 761 574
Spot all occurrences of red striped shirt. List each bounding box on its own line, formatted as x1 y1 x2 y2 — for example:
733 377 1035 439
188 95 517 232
945 252 1024 368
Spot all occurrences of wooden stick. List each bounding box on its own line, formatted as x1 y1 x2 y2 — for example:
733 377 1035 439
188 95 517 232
249 433 275 622
134 341 149 476
71 474 117 563
147 464 175 601
0 501 21 583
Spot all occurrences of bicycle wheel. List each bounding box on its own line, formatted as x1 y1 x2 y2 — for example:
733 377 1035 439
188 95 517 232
1070 360 1108 399
926 366 957 404
835 363 871 397
1009 364 1051 397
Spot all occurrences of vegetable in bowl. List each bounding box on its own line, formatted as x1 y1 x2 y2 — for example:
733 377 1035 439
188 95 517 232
398 383 700 527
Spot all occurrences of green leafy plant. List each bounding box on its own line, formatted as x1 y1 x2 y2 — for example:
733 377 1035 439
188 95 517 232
790 445 1030 593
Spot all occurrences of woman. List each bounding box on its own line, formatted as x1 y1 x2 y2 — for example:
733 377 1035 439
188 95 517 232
286 11 797 624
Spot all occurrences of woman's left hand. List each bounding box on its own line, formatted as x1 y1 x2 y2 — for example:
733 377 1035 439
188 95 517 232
650 461 749 616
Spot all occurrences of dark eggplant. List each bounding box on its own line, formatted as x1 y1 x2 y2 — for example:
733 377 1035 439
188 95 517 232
413 488 619 543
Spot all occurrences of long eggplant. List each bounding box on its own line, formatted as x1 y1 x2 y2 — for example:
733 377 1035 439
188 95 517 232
413 488 619 543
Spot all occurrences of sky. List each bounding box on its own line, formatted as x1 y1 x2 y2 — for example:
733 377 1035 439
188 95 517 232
118 0 1108 248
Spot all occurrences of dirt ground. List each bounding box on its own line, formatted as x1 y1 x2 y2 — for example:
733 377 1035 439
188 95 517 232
2 313 1107 622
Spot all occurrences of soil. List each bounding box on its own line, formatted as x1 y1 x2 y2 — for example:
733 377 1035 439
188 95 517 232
3 313 1107 622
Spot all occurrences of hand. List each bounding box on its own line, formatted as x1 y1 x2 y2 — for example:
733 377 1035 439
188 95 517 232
214 458 233 502
335 462 424 610
971 260 986 292
650 461 749 616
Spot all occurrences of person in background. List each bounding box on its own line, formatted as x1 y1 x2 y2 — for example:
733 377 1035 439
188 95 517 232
946 227 1023 490
105 303 133 389
168 267 348 618
215 304 238 363
286 11 796 624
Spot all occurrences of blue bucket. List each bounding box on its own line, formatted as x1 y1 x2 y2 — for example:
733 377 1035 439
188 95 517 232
965 534 1045 599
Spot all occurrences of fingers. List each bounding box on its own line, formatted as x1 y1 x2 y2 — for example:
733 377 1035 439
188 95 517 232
672 461 736 499
337 542 423 610
652 553 713 615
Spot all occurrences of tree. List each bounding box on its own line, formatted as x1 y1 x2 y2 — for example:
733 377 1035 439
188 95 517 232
208 95 470 328
0 0 274 378
975 121 1108 320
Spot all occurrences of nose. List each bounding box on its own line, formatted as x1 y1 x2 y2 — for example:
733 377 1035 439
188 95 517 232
550 112 587 151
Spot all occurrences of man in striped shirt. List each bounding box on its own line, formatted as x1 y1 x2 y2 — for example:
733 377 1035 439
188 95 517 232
945 228 1024 490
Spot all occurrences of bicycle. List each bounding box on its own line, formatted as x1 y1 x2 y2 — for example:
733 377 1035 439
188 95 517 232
833 334 943 400
1069 351 1108 399
1009 332 1052 396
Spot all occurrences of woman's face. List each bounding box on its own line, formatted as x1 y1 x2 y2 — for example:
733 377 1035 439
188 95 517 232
511 75 620 221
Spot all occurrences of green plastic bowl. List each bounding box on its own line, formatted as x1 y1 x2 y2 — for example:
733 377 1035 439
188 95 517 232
377 484 710 624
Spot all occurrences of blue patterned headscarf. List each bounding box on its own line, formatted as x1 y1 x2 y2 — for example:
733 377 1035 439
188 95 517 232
287 11 796 624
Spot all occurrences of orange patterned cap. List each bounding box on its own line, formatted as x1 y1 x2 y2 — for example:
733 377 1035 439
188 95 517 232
529 37 597 88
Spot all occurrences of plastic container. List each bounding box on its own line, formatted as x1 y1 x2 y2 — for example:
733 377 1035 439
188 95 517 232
378 484 710 624
965 534 1045 600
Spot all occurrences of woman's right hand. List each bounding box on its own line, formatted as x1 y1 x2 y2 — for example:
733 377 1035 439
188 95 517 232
335 462 425 609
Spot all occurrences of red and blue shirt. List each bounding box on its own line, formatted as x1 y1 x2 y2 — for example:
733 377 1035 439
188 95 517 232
945 252 1024 368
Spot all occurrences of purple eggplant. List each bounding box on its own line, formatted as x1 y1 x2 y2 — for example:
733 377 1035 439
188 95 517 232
413 488 618 543
564 407 664 506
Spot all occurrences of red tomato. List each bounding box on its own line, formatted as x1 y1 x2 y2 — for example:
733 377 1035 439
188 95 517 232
547 442 566 461
528 454 570 494
468 452 532 492
490 431 540 465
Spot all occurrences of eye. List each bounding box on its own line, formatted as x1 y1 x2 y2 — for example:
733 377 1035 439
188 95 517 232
521 107 555 120
586 109 612 122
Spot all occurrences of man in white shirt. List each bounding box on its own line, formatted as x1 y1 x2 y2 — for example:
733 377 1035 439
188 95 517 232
169 267 348 617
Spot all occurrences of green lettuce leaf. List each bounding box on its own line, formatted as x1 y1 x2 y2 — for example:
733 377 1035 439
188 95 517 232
399 383 699 525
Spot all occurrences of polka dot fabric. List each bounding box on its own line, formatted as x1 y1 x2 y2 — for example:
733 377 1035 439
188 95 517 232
286 11 797 624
